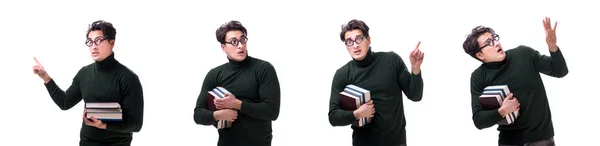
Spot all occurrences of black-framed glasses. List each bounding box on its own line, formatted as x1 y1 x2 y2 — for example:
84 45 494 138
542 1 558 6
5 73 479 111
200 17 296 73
85 37 108 47
345 35 365 47
225 36 248 46
479 34 500 49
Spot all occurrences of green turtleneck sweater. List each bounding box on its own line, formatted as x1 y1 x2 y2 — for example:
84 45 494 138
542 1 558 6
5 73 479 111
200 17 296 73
328 48 424 146
470 45 568 145
43 52 144 145
194 56 281 146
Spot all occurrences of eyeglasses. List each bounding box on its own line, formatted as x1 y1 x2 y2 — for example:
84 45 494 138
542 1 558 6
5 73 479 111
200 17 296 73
85 37 108 47
479 34 500 50
345 35 365 47
225 36 248 46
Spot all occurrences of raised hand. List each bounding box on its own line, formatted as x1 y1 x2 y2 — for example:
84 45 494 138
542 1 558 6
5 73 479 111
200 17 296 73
409 41 424 75
543 17 558 52
32 57 51 83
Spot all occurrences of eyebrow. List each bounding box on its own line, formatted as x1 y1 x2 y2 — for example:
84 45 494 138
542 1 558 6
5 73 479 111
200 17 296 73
229 35 246 40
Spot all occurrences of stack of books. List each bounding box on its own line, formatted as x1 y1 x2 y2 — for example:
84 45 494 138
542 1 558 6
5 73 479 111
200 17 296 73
339 84 372 127
206 86 233 129
479 85 519 125
85 102 122 122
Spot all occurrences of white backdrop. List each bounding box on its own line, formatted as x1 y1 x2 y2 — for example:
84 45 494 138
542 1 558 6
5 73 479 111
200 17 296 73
1 0 598 145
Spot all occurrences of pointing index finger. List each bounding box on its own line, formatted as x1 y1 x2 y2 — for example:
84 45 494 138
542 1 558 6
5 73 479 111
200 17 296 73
415 41 421 50
33 57 41 65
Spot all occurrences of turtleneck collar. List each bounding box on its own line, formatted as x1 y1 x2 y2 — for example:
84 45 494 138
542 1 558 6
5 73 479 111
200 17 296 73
95 52 119 71
482 55 508 69
228 54 251 69
352 47 375 67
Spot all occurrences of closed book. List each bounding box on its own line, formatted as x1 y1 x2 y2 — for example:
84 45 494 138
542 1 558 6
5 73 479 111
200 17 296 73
85 102 122 122
207 87 233 129
342 85 372 127
482 85 519 125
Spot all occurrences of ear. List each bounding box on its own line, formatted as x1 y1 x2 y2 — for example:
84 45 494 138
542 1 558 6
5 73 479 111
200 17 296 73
221 44 226 52
109 40 115 49
365 36 371 44
475 52 485 60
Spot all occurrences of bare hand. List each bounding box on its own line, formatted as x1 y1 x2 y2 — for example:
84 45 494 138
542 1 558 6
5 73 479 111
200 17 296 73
83 111 107 129
409 41 424 75
353 100 375 119
215 93 242 110
214 109 238 122
499 93 520 117
542 17 558 52
32 57 51 83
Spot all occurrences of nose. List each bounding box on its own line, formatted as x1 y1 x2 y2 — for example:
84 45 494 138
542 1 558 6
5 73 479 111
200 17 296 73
237 43 245 49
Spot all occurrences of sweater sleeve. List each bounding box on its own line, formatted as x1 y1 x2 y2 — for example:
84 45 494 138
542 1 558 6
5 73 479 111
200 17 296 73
44 67 84 110
194 69 218 125
328 67 357 126
393 53 424 102
470 70 504 130
528 46 569 78
239 62 281 121
105 74 144 133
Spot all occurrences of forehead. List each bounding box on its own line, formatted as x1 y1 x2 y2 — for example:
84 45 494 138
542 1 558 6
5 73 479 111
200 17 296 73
87 30 104 39
225 30 244 39
477 32 493 43
344 29 364 39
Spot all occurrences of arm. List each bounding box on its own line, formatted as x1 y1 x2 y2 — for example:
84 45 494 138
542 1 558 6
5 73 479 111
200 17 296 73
238 62 281 121
194 69 218 125
44 68 84 110
470 71 504 130
394 53 424 102
529 46 569 78
105 74 144 133
328 68 357 126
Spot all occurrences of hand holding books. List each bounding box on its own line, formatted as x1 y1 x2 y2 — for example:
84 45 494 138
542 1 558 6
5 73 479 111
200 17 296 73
215 93 242 110
479 85 520 125
498 93 520 118
214 109 238 122
83 111 107 129
353 100 375 120
207 87 237 129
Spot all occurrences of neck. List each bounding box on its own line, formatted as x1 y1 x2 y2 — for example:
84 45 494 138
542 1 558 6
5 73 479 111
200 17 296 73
228 55 250 69
95 52 118 71
352 47 375 67
482 56 508 69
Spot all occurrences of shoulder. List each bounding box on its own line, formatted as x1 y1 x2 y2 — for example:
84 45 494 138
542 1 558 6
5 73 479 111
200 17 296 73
116 63 141 82
378 51 402 60
507 45 536 55
250 57 277 73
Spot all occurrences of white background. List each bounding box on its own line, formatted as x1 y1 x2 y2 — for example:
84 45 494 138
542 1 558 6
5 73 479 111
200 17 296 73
1 0 598 145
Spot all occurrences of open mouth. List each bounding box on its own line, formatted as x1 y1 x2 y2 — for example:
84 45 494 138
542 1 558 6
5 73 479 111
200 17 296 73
92 52 99 55
237 51 245 54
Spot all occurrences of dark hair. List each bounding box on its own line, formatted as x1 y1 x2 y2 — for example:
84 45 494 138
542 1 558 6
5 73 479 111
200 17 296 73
86 20 116 40
216 20 248 44
463 26 496 60
340 19 370 41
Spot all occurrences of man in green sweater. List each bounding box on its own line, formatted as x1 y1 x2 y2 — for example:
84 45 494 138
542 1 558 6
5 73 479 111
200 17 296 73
32 20 144 146
193 20 281 146
328 19 425 146
463 17 568 146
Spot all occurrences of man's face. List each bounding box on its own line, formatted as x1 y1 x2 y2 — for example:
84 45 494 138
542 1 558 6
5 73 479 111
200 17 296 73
221 30 248 62
476 32 505 62
86 30 114 61
344 29 371 61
